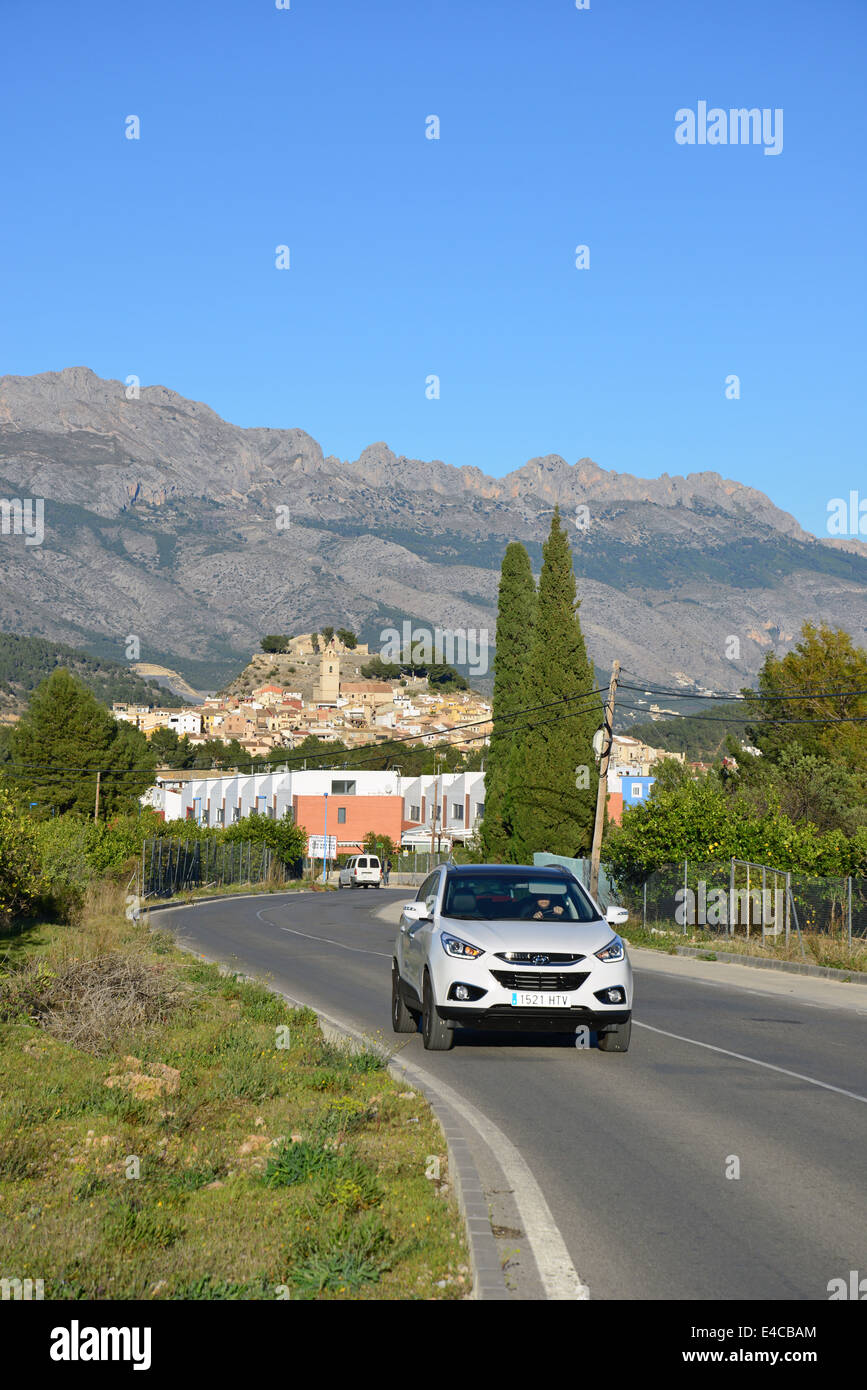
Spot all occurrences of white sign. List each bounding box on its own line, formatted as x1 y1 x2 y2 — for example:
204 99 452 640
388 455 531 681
308 835 337 858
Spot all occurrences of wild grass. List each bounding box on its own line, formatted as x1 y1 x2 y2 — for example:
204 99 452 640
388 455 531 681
624 922 867 973
0 885 468 1299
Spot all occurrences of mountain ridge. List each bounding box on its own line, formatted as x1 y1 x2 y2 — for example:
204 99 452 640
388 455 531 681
0 366 863 694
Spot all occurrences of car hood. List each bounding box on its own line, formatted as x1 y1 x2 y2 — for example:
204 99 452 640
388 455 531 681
439 915 616 957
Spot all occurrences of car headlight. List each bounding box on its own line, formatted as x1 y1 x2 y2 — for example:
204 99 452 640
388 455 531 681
595 935 625 963
441 933 484 960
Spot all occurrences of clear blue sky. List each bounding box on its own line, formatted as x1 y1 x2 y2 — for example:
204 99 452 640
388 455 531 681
1 0 864 537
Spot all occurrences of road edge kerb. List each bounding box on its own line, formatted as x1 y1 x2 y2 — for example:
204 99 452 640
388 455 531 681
659 943 867 985
151 902 510 1302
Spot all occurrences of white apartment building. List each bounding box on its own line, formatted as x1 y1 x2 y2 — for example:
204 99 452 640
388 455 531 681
400 771 485 846
146 766 486 846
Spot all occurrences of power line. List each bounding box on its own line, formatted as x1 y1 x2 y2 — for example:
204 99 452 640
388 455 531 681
616 700 867 726
1 684 606 778
620 678 867 702
3 697 610 789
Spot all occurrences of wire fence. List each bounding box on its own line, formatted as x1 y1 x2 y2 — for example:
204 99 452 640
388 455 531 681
393 850 455 876
142 838 288 899
605 857 867 947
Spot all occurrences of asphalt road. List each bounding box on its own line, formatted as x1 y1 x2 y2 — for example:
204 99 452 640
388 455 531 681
158 887 867 1301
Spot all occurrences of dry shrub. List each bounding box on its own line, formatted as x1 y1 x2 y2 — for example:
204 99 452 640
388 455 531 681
0 952 184 1055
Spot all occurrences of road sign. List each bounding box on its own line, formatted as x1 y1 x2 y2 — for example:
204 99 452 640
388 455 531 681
308 835 337 858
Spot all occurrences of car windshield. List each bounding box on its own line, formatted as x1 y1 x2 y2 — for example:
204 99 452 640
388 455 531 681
441 874 600 923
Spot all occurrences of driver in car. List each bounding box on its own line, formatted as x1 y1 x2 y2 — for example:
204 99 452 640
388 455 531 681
522 895 566 920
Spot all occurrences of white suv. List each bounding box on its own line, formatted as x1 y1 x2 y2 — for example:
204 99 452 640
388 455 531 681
392 864 632 1051
338 855 383 889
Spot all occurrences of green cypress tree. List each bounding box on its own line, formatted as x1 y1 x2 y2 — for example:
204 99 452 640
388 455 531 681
509 509 600 859
478 543 537 860
11 668 156 818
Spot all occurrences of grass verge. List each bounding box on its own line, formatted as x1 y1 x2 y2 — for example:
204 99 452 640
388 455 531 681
623 923 867 974
0 885 468 1299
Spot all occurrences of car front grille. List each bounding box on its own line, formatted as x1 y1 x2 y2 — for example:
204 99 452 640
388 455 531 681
490 970 589 992
494 952 585 965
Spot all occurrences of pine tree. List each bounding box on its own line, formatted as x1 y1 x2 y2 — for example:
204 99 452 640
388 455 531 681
478 543 537 860
11 669 156 818
509 509 600 859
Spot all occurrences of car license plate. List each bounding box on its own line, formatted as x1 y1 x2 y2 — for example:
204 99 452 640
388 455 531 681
511 991 570 1008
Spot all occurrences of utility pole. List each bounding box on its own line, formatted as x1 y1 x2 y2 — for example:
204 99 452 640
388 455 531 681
430 761 438 856
589 660 620 899
93 769 101 825
430 752 444 856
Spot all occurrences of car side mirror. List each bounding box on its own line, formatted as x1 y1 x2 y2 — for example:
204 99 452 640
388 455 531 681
403 902 431 922
606 905 629 927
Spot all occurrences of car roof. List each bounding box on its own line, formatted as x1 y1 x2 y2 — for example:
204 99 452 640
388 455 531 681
442 864 575 877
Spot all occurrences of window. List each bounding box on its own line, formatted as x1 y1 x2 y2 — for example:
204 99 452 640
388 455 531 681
416 871 440 914
452 803 464 822
423 871 440 914
476 802 485 818
216 808 224 825
233 807 241 823
337 806 346 824
331 780 356 796
441 872 599 924
409 804 420 822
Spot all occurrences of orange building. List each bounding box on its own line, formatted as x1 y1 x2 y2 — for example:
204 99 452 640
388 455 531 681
291 793 404 855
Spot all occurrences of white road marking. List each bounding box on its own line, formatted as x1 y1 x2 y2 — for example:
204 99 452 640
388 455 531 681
635 1022 867 1105
633 959 867 1015
394 1052 590 1301
256 909 392 958
261 908 588 1300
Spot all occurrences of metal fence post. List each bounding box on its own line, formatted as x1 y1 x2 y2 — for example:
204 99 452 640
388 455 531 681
848 876 853 951
729 858 735 936
761 865 766 939
643 879 647 932
683 859 688 934
785 871 791 948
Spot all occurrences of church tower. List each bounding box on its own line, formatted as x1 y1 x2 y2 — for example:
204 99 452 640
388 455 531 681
313 649 340 706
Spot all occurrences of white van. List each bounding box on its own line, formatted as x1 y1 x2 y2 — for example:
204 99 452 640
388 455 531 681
338 855 383 889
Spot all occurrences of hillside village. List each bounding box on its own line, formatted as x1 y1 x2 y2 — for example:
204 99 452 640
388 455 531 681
112 630 686 847
113 632 495 758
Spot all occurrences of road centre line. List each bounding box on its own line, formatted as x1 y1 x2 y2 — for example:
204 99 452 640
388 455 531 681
257 908 393 958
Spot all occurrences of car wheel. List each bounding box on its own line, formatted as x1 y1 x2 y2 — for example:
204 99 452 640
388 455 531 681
422 972 454 1051
597 1018 631 1053
391 963 419 1034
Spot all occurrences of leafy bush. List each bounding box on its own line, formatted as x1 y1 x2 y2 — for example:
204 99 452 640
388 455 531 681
0 789 41 925
604 774 867 885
